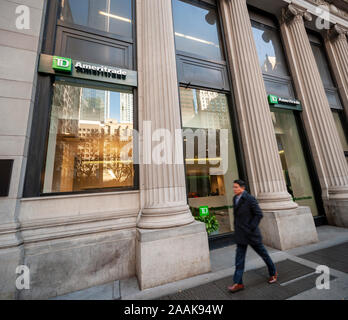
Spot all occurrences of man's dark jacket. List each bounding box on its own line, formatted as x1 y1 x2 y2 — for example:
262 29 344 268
233 191 263 245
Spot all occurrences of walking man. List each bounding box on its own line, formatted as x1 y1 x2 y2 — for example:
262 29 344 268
228 180 278 293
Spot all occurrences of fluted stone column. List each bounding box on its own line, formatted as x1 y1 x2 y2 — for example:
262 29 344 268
220 0 318 250
324 25 348 123
280 4 348 227
136 0 194 229
135 0 210 290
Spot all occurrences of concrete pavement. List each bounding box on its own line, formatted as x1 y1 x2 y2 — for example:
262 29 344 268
53 225 348 300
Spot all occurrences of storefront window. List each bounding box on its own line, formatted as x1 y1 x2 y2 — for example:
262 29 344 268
310 42 334 88
310 40 343 109
251 17 294 99
271 109 319 216
172 0 223 61
309 34 348 162
43 81 134 193
251 21 289 78
60 0 133 38
180 87 240 234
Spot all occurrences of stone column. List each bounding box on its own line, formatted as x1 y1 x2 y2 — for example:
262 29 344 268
136 0 194 230
220 0 296 211
220 0 318 250
280 4 348 227
324 25 348 123
135 0 210 289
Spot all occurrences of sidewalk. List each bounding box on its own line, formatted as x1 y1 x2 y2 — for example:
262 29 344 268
53 225 348 300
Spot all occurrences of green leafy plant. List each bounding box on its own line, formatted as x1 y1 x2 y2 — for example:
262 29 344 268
194 214 220 235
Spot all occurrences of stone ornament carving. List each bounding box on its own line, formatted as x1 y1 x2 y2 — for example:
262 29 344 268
327 23 348 40
306 0 348 20
281 4 313 25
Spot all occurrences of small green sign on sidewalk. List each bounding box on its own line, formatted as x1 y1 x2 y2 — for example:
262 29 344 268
199 206 209 217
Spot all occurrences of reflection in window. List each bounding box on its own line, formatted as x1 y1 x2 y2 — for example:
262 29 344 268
43 82 134 193
180 88 239 235
310 43 334 88
251 21 289 77
310 40 343 109
309 36 347 160
60 0 133 38
172 0 223 61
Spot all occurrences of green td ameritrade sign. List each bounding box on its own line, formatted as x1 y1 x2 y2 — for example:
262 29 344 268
268 94 302 111
38 54 137 87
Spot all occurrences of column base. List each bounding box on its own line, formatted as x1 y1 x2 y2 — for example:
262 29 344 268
259 206 318 250
257 192 298 211
324 199 348 227
137 204 195 229
135 221 211 290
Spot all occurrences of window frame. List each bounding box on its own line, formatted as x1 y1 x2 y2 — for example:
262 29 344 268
178 84 248 240
307 30 348 157
173 0 225 63
40 78 139 198
173 0 229 91
250 18 296 98
57 0 135 44
23 0 139 198
308 36 344 110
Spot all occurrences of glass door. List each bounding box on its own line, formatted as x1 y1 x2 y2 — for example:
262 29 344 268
271 108 319 216
180 87 240 235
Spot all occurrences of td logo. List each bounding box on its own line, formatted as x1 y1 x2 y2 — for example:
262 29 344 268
52 56 72 73
199 206 210 217
268 94 278 105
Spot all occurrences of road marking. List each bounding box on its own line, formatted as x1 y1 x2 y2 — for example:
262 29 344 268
280 272 317 286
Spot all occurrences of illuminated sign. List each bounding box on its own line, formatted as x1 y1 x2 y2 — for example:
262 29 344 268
39 54 137 87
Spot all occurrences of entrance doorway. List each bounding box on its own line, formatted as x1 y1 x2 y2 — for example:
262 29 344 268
271 108 319 216
180 87 241 236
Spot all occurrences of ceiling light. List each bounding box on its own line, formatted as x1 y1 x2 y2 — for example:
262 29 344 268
99 11 131 23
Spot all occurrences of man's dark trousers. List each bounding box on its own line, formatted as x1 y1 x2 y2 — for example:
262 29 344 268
233 243 276 284
232 191 276 284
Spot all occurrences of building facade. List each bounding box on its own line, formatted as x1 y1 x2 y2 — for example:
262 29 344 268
0 0 347 299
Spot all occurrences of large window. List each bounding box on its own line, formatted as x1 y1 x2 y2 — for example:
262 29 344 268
60 0 133 39
250 13 295 99
173 1 242 236
309 33 348 163
172 0 223 61
180 88 240 234
24 0 137 197
42 81 134 193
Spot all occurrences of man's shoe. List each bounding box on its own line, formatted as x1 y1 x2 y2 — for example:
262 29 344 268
268 272 278 284
228 283 245 293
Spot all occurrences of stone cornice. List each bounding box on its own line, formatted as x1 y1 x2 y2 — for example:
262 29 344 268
306 0 348 20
